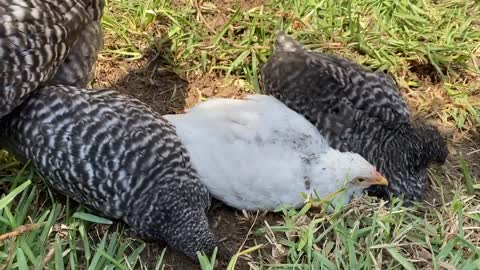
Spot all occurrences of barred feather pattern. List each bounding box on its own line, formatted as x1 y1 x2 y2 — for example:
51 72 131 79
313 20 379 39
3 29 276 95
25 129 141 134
0 0 104 118
262 32 448 201
49 21 103 87
0 86 217 259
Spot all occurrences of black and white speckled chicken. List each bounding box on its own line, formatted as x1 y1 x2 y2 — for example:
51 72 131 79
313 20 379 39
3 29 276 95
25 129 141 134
262 32 448 202
0 85 217 260
0 0 104 119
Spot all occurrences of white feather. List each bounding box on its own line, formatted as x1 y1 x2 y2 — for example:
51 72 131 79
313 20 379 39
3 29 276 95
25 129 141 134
164 95 378 211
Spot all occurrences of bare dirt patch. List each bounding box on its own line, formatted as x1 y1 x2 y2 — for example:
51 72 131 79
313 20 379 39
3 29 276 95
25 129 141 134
94 53 188 114
140 204 283 270
174 0 266 34
210 0 265 11
184 72 247 108
443 134 480 189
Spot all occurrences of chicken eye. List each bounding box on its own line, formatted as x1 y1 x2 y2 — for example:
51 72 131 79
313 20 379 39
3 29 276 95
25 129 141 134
356 177 366 182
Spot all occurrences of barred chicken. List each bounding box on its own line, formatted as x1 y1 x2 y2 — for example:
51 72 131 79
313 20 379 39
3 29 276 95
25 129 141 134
0 0 104 118
0 85 217 260
262 32 448 202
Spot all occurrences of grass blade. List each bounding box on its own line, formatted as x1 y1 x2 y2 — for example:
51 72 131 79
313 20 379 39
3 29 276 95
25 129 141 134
386 247 416 270
0 180 31 210
73 212 113 225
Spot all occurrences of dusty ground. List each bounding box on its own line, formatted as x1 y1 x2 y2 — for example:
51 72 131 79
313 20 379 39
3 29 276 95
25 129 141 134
91 1 479 269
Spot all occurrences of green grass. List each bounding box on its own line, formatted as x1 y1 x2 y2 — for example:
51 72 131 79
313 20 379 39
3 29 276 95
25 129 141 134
0 164 163 269
1 0 480 269
253 196 480 269
101 0 480 128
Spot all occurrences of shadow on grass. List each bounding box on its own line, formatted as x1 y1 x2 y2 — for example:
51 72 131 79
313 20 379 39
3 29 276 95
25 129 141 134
94 36 189 115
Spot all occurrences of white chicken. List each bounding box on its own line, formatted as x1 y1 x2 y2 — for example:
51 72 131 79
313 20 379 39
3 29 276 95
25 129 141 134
164 95 388 211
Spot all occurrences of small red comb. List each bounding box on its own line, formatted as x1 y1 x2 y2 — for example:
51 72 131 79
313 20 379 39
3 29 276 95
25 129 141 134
373 170 384 178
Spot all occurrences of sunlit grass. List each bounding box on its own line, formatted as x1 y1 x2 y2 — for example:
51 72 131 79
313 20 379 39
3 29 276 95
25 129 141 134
101 0 479 129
